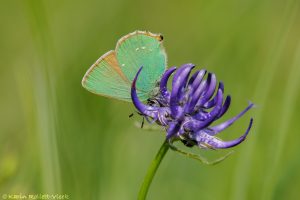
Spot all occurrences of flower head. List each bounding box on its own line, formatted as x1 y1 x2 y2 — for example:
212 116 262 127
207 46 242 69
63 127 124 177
131 63 254 149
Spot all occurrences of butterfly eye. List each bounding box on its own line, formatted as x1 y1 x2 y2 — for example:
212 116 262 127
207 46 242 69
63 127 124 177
159 35 163 41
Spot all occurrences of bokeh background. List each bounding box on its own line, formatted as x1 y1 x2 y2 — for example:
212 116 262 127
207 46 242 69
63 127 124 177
1 0 300 199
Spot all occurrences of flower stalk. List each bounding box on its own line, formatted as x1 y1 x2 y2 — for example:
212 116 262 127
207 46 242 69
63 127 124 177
138 140 169 200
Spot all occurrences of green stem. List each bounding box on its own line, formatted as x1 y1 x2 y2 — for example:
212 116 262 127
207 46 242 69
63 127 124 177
138 140 170 200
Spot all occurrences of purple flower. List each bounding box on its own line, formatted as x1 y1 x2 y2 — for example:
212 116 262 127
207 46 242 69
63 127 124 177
131 63 254 149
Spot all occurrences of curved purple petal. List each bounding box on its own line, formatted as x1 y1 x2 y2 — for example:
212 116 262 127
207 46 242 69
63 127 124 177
197 73 217 106
201 118 253 149
185 89 223 131
187 70 199 86
203 82 224 109
211 102 254 133
188 69 206 91
216 95 231 119
170 64 195 119
131 67 158 118
186 80 207 113
160 67 176 100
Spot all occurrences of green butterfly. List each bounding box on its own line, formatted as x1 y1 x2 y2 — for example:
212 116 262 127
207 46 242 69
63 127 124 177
82 30 167 101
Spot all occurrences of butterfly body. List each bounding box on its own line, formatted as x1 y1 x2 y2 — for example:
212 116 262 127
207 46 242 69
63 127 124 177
82 31 167 102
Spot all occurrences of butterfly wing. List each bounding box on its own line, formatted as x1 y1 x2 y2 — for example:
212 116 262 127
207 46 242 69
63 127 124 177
82 31 167 102
116 31 167 98
82 50 133 101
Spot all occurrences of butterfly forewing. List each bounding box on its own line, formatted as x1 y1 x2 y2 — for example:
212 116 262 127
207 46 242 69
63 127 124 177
116 31 167 96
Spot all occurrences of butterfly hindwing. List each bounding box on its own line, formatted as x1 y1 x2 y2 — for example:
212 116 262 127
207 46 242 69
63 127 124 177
82 51 133 101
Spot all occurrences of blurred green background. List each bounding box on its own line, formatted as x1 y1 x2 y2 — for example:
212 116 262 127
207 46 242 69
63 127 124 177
1 0 300 199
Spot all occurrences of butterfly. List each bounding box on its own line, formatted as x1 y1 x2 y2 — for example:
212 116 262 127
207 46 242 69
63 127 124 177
81 30 167 102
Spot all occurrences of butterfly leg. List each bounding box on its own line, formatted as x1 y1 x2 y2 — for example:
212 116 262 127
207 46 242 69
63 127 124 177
141 117 144 128
168 142 234 165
